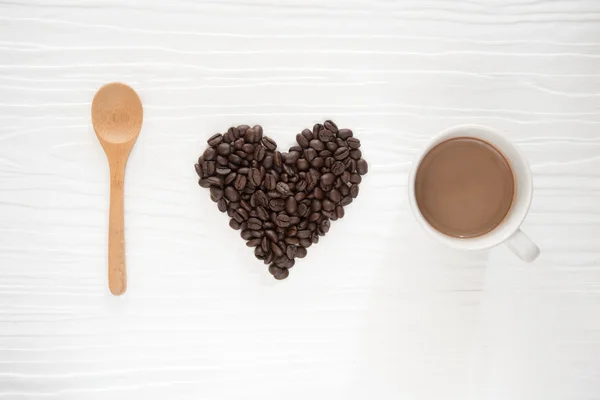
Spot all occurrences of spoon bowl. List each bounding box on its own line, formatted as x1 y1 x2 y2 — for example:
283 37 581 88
92 83 143 295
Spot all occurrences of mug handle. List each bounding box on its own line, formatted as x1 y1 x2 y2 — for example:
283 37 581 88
504 229 540 262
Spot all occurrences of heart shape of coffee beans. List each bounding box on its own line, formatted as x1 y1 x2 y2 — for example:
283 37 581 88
195 120 368 280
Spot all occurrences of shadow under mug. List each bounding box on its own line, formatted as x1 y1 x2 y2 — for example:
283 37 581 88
408 124 540 262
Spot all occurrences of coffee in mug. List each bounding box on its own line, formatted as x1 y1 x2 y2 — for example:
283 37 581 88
408 125 540 262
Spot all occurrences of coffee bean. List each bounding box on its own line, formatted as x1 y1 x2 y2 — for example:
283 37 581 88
276 214 291 228
230 219 242 230
341 196 353 206
326 141 338 153
340 184 350 196
262 136 277 151
357 159 368 175
247 217 262 230
210 186 223 202
299 238 312 248
322 199 335 212
256 206 270 221
311 199 322 212
331 161 345 176
296 247 307 258
244 128 256 143
216 167 231 175
208 133 223 146
252 125 263 142
324 120 338 133
234 138 245 151
269 199 285 212
216 156 228 167
217 143 231 156
261 236 270 252
242 143 255 155
318 129 335 142
207 176 223 187
347 159 357 173
296 159 310 171
334 147 349 160
310 140 325 151
319 150 332 158
347 137 361 149
283 164 295 177
248 168 262 187
241 200 252 212
338 128 353 140
251 190 268 208
350 149 362 160
336 205 345 218
296 133 310 148
254 145 266 162
349 174 361 184
297 203 309 217
237 125 249 136
313 187 324 200
285 196 297 214
217 198 227 213
236 207 249 221
311 234 319 244
255 246 266 259
203 147 216 161
283 151 300 165
304 148 317 162
313 123 324 136
268 265 289 280
276 182 291 197
223 130 235 143
350 184 359 198
328 189 341 203
265 230 278 243
198 178 210 188
298 230 311 239
286 245 297 259
309 212 321 222
224 186 240 202
263 155 273 169
264 251 274 265
259 174 274 191
320 173 335 188
246 238 262 247
273 151 282 169
271 242 284 257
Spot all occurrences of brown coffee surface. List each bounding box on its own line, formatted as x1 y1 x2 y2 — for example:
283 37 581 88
415 137 514 238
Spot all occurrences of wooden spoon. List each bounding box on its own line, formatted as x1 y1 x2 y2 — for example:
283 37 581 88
91 83 143 295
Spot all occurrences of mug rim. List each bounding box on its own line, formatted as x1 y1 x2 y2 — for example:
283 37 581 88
408 124 533 250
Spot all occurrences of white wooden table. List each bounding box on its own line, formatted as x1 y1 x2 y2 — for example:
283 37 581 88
1 1 599 399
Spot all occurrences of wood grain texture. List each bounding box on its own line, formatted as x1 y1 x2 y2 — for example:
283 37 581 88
0 1 599 399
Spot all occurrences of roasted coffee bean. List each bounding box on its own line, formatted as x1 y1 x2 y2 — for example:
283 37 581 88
206 176 223 187
198 178 210 188
234 138 245 150
195 163 203 178
313 123 324 136
296 180 307 192
296 247 307 258
334 147 349 160
268 190 281 199
306 171 318 189
276 214 291 228
347 137 360 149
320 173 335 188
241 200 252 212
207 161 216 176
263 155 273 169
242 144 255 155
324 120 338 133
269 265 289 280
341 171 351 184
230 219 242 230
326 141 338 153
276 182 291 197
261 236 270 252
299 238 312 248
236 207 249 221
271 242 284 257
338 128 353 140
273 151 282 169
254 145 266 162
298 230 311 239
357 159 368 175
297 203 309 217
217 143 231 156
328 189 341 203
295 158 310 171
336 205 345 218
248 168 262 187
262 136 277 151
347 159 357 173
252 230 264 238
311 199 322 212
286 225 298 237
246 238 262 247
207 133 223 147
341 196 353 206
269 199 285 212
237 125 249 136
253 125 263 142
286 245 297 259
265 230 278 243
304 148 317 162
228 153 242 165
244 128 256 143
285 196 298 214
324 157 335 169
349 174 361 184
217 156 229 167
340 184 350 196
318 129 335 142
203 147 216 161
350 184 359 198
224 186 240 201
283 164 295 177
331 161 345 176
313 187 324 200
296 133 310 148
311 234 319 244
247 218 262 230
216 167 231 175
240 230 253 240
310 139 325 151
255 246 265 259
210 186 223 201
256 206 270 221
309 212 321 222
350 149 362 160
311 157 325 169
232 174 246 191
264 251 274 265
251 190 268 208
264 174 277 191
322 199 335 212
217 198 227 212
289 216 300 226
223 130 235 143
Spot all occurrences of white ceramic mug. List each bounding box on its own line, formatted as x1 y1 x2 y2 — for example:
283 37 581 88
408 125 540 262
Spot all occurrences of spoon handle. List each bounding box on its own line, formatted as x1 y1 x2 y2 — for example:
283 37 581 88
108 162 127 295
